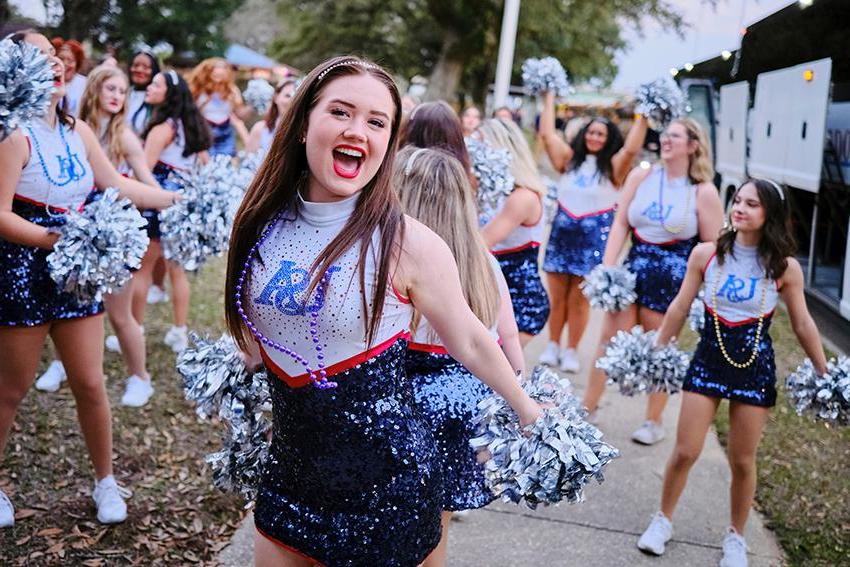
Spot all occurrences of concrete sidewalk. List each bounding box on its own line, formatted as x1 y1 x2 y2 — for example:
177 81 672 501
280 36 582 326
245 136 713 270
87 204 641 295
217 314 784 566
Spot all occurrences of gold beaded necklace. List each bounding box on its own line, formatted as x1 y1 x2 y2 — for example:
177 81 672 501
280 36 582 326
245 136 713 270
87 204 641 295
710 258 769 369
657 168 692 234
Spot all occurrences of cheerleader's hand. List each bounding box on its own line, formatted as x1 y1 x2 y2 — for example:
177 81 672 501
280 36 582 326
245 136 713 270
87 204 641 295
518 399 544 428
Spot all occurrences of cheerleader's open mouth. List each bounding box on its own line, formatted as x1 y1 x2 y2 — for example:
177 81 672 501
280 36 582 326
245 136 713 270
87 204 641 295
332 145 366 179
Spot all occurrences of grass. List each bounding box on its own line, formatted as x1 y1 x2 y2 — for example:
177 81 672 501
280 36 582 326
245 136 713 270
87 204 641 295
0 257 246 565
712 308 850 567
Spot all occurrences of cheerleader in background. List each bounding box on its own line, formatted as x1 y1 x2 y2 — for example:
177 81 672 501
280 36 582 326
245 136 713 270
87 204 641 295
246 78 296 155
401 100 475 187
187 58 249 156
0 31 177 528
225 56 541 566
126 49 160 136
538 90 648 373
395 146 524 567
51 38 88 116
637 179 827 567
476 118 550 346
132 70 211 354
583 118 724 441
460 105 482 138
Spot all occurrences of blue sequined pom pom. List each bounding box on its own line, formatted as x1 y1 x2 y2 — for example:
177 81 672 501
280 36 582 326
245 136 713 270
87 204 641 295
786 357 850 426
470 367 619 509
597 325 690 396
581 265 637 312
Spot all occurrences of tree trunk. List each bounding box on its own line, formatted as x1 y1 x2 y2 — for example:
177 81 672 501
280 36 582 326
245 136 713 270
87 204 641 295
424 30 465 104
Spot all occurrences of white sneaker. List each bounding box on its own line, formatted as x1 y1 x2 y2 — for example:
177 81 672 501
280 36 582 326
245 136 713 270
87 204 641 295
105 335 122 353
558 348 581 373
34 360 67 392
538 341 560 366
585 409 599 425
632 420 666 445
451 510 471 521
121 375 154 407
92 476 129 524
637 511 673 555
720 528 748 567
146 285 168 304
163 325 188 353
0 489 14 528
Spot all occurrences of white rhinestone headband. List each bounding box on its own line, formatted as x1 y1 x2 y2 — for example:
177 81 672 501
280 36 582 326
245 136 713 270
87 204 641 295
316 60 379 84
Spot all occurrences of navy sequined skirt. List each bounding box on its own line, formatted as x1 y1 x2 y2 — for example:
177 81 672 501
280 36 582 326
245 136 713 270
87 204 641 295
625 234 698 313
406 348 495 512
208 119 236 157
543 206 614 276
683 308 776 407
0 198 103 326
142 162 183 240
255 337 442 566
495 244 550 335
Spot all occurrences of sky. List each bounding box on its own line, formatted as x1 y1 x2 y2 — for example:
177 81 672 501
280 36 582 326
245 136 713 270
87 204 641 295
613 0 795 89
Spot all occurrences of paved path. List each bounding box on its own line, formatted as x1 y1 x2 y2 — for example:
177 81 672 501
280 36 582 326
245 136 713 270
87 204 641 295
218 313 784 566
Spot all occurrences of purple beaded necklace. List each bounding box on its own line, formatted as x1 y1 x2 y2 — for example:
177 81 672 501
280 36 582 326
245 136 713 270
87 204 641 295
234 209 338 389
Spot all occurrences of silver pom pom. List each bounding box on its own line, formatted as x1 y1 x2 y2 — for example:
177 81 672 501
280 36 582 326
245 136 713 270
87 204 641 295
786 357 850 426
466 137 514 222
151 41 173 61
234 150 264 192
47 188 149 303
470 366 619 509
581 265 637 312
177 333 271 422
688 291 706 332
634 77 689 130
205 413 270 502
596 325 689 396
521 57 570 97
160 156 244 272
242 78 275 115
0 38 55 141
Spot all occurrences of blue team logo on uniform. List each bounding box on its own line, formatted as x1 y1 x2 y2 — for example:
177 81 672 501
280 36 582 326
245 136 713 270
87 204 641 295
255 260 341 316
718 274 760 303
55 152 87 183
642 201 673 222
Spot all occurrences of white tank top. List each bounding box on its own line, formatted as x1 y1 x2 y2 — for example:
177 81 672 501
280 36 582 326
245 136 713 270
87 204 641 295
557 155 619 217
259 122 275 155
488 191 546 253
702 243 779 325
410 254 502 347
64 74 88 117
627 166 698 243
197 92 232 125
18 119 95 210
126 90 148 136
248 193 411 379
158 119 196 171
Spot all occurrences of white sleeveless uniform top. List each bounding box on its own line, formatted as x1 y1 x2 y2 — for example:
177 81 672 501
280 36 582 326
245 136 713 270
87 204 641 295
259 122 275 154
197 93 232 125
702 243 779 325
126 90 148 136
19 119 95 211
557 155 619 217
63 74 87 117
158 119 196 171
410 254 503 348
489 192 546 254
248 193 411 380
627 166 698 243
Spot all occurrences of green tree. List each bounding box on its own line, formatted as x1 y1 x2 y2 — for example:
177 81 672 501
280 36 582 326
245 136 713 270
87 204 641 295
272 0 689 103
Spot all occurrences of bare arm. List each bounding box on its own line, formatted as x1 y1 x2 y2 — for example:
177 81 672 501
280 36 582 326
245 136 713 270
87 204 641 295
480 187 541 249
493 262 524 374
144 122 173 169
657 243 714 345
0 131 59 249
120 129 161 187
77 121 176 210
398 219 541 425
696 182 724 243
601 166 650 265
780 259 828 375
246 121 266 154
610 115 648 185
538 91 573 173
230 113 250 147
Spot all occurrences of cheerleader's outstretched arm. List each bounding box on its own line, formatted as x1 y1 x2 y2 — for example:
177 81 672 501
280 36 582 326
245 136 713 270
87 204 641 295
0 130 59 249
398 218 542 426
656 242 715 345
120 128 161 188
480 187 540 249
780 258 828 375
611 115 648 185
539 90 572 173
494 266 525 374
601 166 650 265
